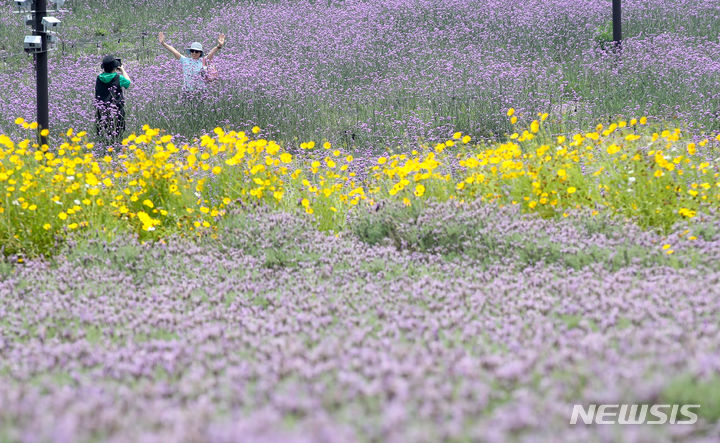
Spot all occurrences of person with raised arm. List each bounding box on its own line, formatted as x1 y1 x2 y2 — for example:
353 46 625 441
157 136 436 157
158 32 225 94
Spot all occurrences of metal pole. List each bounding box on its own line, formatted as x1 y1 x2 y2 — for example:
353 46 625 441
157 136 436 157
612 0 622 45
33 0 49 147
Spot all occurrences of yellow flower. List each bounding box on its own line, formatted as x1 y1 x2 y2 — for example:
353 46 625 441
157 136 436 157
137 211 159 231
14 117 24 125
507 108 515 117
414 184 426 197
557 169 566 178
606 144 621 155
212 166 222 175
678 208 696 218
377 157 387 165
687 143 696 155
252 126 261 134
462 135 471 144
85 173 99 186
279 153 292 163
58 212 68 220
625 134 641 141
143 199 154 208
43 223 51 230
453 132 462 140
567 187 577 194
530 120 540 133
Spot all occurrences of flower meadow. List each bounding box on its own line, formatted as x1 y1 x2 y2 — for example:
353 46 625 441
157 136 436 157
2 115 720 439
3 0 720 441
2 203 720 441
2 114 720 257
2 0 720 147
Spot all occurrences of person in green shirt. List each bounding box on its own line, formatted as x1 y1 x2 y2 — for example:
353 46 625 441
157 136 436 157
95 55 131 155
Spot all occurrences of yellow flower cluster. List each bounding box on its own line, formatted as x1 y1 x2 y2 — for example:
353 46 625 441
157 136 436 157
1 114 719 256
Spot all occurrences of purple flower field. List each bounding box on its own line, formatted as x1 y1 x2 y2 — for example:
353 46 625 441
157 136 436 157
2 0 720 148
3 0 720 441
2 202 720 441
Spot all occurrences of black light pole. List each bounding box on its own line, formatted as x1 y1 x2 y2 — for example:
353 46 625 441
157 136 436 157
33 0 50 147
612 0 622 47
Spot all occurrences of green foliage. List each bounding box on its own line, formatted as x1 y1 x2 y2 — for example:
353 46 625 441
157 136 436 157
661 374 720 422
594 20 614 51
0 259 12 279
350 201 705 271
349 202 421 248
61 237 160 285
216 209 324 269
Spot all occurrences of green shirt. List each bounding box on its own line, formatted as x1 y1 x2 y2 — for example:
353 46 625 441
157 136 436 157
98 72 131 88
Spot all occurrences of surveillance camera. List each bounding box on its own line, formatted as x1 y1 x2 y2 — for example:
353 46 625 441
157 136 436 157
24 35 42 52
14 0 31 12
24 14 33 27
42 16 61 31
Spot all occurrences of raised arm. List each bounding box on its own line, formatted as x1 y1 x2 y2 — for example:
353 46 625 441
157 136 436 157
206 34 225 61
158 32 183 60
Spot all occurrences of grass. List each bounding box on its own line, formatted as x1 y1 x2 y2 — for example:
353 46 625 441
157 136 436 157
348 200 710 271
661 374 720 422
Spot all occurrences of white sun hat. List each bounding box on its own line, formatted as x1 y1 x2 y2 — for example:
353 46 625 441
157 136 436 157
186 42 204 56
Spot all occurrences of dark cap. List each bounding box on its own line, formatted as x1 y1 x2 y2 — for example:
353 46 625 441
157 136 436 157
101 55 118 72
